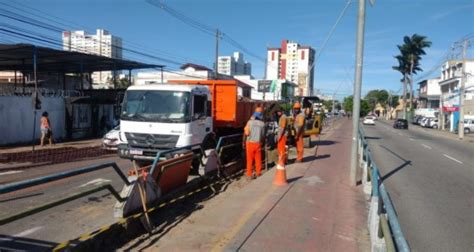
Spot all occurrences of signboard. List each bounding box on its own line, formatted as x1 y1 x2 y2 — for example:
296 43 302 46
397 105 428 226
257 80 272 92
443 106 459 112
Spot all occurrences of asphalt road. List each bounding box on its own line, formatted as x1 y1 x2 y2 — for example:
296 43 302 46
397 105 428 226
363 120 474 252
0 155 132 251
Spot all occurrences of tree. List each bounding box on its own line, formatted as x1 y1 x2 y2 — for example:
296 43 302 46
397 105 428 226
343 96 353 113
360 99 370 117
365 89 389 111
393 34 431 119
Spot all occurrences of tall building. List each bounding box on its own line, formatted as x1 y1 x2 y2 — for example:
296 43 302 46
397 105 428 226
217 51 252 76
266 40 315 96
62 29 123 85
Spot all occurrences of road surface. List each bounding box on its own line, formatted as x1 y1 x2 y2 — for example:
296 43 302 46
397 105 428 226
363 120 474 251
0 155 131 251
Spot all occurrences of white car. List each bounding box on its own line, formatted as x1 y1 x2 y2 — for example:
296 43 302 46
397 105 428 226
102 125 123 150
363 116 375 125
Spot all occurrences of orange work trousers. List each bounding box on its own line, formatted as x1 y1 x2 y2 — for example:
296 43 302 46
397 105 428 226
296 136 304 161
246 141 262 177
277 135 287 166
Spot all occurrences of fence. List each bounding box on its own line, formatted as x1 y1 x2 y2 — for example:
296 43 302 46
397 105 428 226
358 126 410 252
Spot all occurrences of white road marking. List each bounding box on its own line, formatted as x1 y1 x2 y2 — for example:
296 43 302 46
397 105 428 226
409 138 415 141
0 170 23 176
78 178 111 188
443 154 463 164
13 226 43 237
421 144 432 150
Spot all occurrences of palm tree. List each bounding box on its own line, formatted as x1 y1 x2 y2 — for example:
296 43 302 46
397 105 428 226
393 34 431 119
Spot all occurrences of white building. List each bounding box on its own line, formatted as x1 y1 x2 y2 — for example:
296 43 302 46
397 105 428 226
266 40 315 96
62 29 123 85
217 52 251 76
417 77 441 109
134 63 213 85
439 59 474 131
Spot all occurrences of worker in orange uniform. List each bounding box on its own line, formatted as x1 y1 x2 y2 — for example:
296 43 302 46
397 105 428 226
293 102 306 162
243 107 265 179
276 107 288 166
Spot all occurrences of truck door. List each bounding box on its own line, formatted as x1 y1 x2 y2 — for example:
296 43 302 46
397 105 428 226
191 94 210 145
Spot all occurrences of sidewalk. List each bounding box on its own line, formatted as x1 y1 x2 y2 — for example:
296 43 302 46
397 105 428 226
0 138 110 171
142 119 370 251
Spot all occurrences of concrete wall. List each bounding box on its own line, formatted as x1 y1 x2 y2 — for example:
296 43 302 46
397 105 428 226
0 96 65 145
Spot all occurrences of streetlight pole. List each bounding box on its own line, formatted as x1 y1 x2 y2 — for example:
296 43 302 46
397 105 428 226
350 0 369 186
458 39 468 139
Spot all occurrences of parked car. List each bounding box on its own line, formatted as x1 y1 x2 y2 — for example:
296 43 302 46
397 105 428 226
102 125 122 150
420 117 435 127
412 115 422 125
393 119 408 129
463 119 474 134
363 116 375 125
427 118 439 129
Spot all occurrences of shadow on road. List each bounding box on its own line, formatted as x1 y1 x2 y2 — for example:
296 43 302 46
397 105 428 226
381 160 412 182
364 136 381 140
378 145 412 181
0 235 57 252
314 140 338 146
0 192 44 203
287 176 303 183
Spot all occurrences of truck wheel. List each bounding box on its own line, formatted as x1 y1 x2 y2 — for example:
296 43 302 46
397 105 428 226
303 137 311 148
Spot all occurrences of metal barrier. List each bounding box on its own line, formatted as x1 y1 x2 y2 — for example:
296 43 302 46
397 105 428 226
358 126 410 252
150 143 204 175
215 134 243 174
0 162 129 225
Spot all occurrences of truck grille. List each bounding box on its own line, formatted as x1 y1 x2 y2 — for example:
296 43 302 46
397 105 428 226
125 133 179 150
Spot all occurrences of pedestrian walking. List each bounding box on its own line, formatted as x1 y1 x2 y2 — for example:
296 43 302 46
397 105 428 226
40 111 53 146
243 107 265 179
293 102 305 162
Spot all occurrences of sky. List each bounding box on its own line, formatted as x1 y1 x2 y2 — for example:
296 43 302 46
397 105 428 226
0 0 473 100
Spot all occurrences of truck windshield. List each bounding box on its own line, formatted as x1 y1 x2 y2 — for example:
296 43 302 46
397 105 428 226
121 90 190 123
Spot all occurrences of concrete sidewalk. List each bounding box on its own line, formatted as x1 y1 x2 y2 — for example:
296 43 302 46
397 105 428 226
142 119 370 251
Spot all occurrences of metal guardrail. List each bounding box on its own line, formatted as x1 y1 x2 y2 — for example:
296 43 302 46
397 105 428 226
150 143 203 175
358 126 410 252
0 162 130 225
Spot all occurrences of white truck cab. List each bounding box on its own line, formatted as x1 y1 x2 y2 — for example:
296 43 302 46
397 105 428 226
118 84 212 160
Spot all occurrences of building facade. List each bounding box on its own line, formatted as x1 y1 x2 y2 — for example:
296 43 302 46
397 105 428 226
438 60 474 132
62 29 123 85
266 40 315 96
217 52 252 76
417 77 441 109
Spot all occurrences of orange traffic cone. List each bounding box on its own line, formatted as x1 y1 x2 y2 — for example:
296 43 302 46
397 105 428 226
273 164 288 186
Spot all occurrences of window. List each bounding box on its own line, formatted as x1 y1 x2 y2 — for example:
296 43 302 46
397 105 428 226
301 50 305 60
271 51 275 61
193 95 207 120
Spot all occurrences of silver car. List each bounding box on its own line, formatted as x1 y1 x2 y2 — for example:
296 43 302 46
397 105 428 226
102 125 123 150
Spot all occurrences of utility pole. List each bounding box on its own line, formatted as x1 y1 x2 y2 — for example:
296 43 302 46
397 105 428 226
215 29 220 80
350 0 369 186
458 39 468 139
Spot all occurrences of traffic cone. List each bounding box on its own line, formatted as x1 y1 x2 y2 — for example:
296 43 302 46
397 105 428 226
273 164 288 186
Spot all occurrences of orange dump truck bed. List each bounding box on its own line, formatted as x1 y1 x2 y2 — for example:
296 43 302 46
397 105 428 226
168 79 264 130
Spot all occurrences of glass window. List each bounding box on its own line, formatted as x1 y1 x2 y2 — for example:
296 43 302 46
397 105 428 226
121 90 190 123
193 95 207 120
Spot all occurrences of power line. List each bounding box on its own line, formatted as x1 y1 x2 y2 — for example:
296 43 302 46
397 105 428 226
147 0 267 64
312 0 353 67
0 2 213 68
